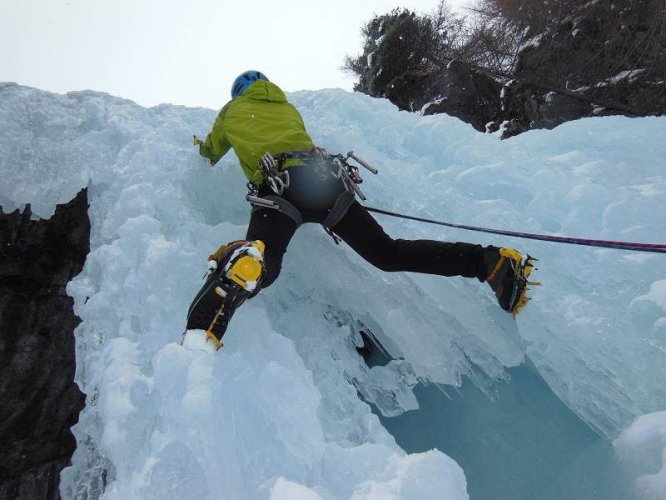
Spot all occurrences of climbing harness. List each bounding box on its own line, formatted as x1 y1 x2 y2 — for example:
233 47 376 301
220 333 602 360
245 150 379 233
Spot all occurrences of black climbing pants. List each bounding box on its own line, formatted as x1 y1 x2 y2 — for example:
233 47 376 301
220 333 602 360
246 201 487 289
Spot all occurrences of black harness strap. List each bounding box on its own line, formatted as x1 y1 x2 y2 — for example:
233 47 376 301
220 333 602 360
249 194 304 227
322 191 355 229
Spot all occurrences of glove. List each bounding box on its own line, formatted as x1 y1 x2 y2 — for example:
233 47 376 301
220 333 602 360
193 135 216 166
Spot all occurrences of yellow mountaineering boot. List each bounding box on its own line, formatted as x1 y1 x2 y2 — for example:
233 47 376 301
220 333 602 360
483 247 540 317
186 240 265 350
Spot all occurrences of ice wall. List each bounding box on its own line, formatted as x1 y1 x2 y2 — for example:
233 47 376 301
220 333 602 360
1 82 665 498
616 411 666 500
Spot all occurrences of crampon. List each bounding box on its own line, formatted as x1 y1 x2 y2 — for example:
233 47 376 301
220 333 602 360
186 240 265 350
485 248 541 317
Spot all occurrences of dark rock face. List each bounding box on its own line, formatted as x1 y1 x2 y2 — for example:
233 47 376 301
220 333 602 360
514 0 666 99
489 80 599 138
385 62 503 132
358 0 664 138
0 189 89 500
491 0 666 137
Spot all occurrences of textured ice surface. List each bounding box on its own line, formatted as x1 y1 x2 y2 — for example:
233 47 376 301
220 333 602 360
1 82 665 498
381 363 635 500
615 411 666 500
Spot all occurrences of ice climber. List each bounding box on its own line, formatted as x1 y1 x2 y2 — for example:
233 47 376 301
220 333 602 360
186 70 535 350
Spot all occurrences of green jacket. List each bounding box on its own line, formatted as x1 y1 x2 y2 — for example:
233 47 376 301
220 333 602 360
199 80 315 185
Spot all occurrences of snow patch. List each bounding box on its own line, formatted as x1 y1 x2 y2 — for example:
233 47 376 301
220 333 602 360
596 69 647 87
420 96 447 115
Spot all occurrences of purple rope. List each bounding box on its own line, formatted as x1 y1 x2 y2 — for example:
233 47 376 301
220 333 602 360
364 206 666 254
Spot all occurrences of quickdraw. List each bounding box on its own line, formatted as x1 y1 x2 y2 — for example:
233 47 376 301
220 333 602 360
257 152 290 195
328 151 379 201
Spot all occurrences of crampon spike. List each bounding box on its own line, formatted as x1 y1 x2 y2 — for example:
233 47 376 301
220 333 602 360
508 253 540 317
511 295 531 317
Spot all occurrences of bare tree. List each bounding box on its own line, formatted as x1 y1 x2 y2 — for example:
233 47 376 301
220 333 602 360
343 2 470 95
344 0 666 120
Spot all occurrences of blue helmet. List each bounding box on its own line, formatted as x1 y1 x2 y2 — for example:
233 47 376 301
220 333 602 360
231 70 269 99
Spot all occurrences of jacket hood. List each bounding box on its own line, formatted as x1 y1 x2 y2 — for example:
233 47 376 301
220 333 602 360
240 80 287 103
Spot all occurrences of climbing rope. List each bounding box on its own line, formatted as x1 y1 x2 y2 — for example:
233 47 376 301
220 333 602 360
364 206 666 254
